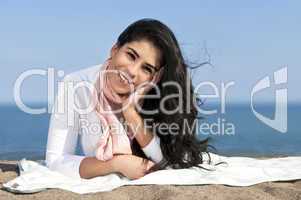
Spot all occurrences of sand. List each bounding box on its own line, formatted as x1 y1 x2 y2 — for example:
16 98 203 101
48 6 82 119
1 160 301 200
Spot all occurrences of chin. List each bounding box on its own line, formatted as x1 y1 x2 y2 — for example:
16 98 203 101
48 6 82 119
112 84 131 95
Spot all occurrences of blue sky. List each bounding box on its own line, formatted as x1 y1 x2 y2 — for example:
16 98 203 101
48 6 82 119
0 1 300 103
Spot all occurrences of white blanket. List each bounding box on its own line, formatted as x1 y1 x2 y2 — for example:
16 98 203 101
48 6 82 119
3 153 301 194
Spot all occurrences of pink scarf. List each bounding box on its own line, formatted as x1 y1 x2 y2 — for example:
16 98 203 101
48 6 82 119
93 59 162 161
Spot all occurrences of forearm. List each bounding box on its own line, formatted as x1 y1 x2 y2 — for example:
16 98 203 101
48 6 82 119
129 115 164 163
130 115 154 148
135 127 154 148
79 156 118 179
123 109 164 163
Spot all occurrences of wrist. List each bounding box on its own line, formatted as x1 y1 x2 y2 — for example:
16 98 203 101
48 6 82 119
110 155 122 173
126 110 142 124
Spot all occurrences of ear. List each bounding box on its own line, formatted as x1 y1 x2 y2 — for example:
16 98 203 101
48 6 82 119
110 43 119 58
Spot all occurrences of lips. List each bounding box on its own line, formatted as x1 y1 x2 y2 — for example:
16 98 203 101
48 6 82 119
118 72 127 84
118 71 132 85
115 71 134 98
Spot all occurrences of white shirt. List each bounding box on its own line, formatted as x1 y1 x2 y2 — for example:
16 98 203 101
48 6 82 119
45 64 164 179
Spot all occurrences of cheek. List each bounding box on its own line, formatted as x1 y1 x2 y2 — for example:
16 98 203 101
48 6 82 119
137 72 153 84
112 53 128 67
108 72 118 83
107 59 122 81
139 69 153 82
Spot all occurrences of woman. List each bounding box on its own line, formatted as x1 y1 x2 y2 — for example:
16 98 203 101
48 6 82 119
46 18 213 180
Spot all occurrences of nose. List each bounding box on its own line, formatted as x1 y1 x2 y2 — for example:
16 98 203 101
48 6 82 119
124 63 139 83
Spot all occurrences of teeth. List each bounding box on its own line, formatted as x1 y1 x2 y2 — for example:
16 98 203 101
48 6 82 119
119 72 128 83
120 74 127 81
118 71 134 85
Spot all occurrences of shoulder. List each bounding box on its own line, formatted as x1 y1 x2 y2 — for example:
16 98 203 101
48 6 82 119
60 64 103 107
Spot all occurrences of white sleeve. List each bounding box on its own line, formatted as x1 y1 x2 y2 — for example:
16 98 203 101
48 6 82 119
45 75 85 179
141 133 164 163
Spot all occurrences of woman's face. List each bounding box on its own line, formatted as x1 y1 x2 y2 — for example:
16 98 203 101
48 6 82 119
107 40 162 97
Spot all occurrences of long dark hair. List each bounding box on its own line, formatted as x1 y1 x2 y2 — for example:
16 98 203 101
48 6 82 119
116 19 220 171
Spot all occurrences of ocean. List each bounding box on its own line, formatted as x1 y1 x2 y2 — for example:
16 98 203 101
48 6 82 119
0 102 300 160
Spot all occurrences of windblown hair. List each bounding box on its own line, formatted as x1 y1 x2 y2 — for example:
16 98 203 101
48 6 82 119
115 18 220 172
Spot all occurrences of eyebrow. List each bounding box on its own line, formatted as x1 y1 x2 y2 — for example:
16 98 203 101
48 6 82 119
128 47 160 72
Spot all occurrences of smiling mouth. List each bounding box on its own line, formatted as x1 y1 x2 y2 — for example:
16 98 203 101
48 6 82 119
115 71 133 97
118 71 133 85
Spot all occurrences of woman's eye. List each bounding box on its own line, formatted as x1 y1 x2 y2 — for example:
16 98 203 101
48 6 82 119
143 66 154 74
127 52 135 60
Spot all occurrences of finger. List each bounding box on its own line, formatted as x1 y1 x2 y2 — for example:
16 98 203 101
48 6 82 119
130 86 146 105
145 161 155 172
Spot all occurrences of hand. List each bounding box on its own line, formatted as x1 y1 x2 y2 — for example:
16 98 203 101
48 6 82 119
112 154 155 180
121 68 163 119
121 83 150 124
